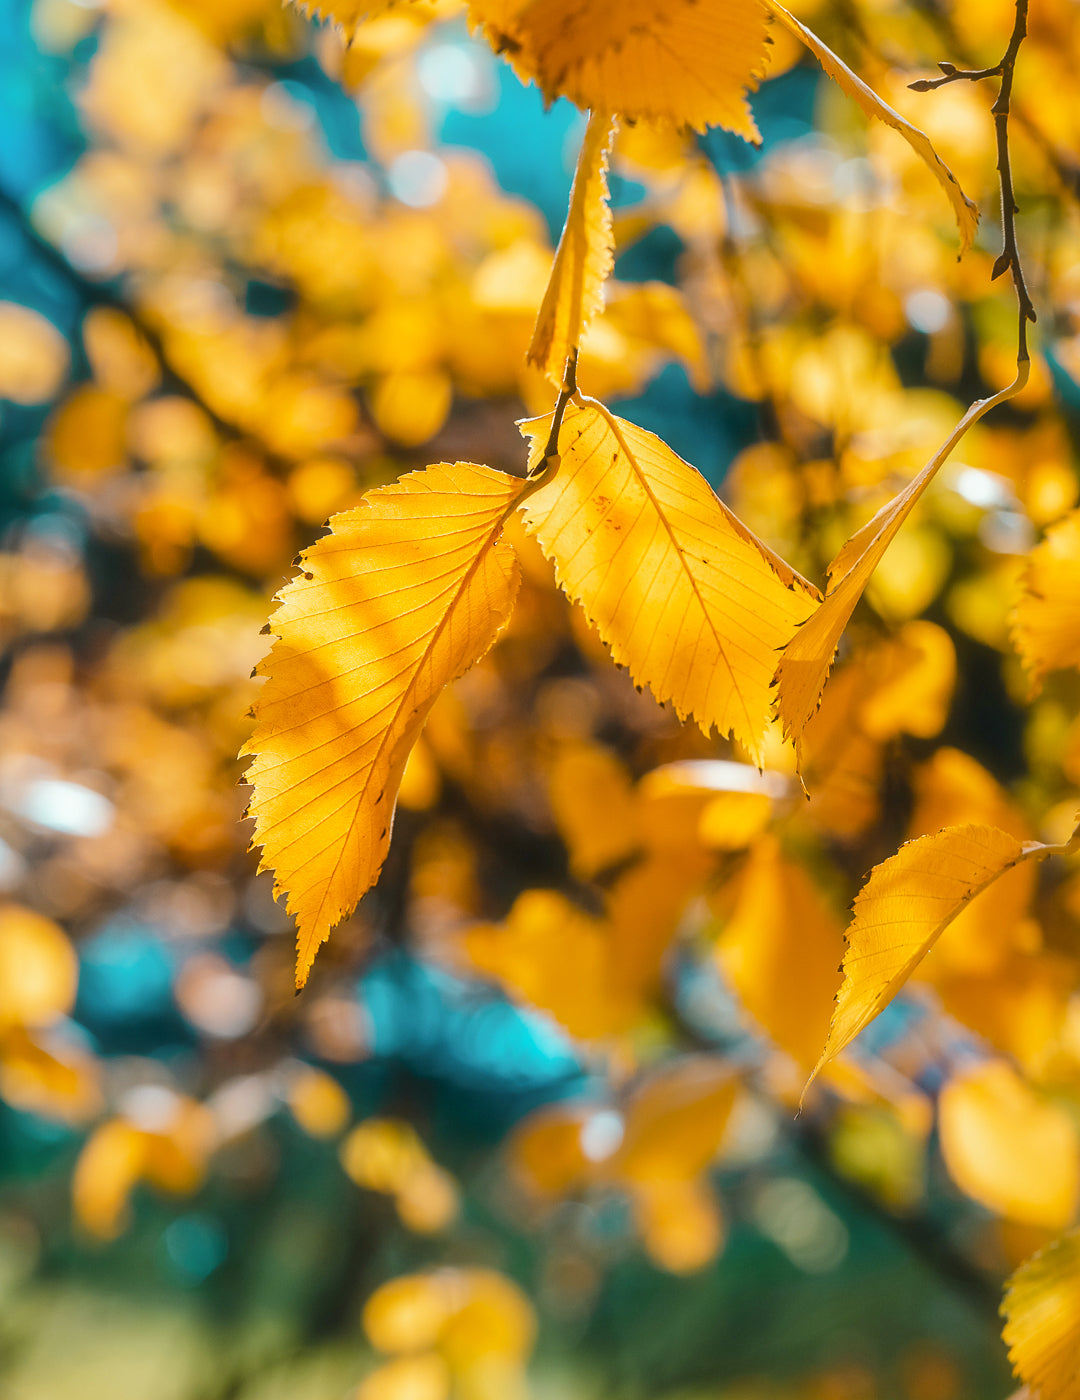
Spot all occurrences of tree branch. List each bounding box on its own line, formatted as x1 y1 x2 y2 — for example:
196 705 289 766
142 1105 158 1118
912 0 1035 361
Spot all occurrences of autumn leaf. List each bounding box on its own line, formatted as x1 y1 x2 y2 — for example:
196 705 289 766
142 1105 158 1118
939 1060 1079 1228
520 399 820 765
468 0 770 137
244 463 523 987
761 0 978 252
1002 1228 1080 1400
775 368 1028 756
807 822 1078 1092
716 835 845 1073
527 111 617 388
1012 506 1080 694
612 1057 739 1186
291 0 432 37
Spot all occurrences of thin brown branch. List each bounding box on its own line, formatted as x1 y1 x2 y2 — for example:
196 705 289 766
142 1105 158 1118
991 0 1037 361
913 0 1035 362
908 61 1001 91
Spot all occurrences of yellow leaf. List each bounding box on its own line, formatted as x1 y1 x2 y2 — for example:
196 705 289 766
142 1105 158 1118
630 1176 725 1275
439 1270 535 1367
935 953 1073 1070
527 111 616 388
0 1027 101 1125
1002 1227 1080 1400
0 303 69 404
465 889 624 1038
809 824 1076 1091
469 0 770 137
364 1273 454 1355
761 0 978 252
244 462 523 987
356 1354 450 1400
394 1161 460 1234
291 0 433 39
72 1120 146 1241
857 620 956 742
285 1063 351 1138
0 905 78 1030
907 749 1036 978
716 836 845 1072
775 369 1028 757
939 1061 1079 1228
612 1056 738 1185
545 741 640 880
506 1102 594 1197
340 1117 431 1193
1012 507 1080 694
520 399 819 765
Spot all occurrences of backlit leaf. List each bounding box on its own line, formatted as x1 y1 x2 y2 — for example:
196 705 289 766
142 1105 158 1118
469 0 770 137
762 0 978 252
244 463 523 987
291 0 432 38
775 370 1028 756
520 399 820 765
808 823 1078 1091
1012 507 1080 694
1002 1227 1080 1400
527 111 616 388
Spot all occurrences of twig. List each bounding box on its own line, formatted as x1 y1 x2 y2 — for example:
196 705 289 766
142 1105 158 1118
908 61 1002 91
990 0 1037 361
532 348 579 474
911 0 1036 361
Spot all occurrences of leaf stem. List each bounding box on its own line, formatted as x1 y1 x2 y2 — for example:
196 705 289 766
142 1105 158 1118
532 348 579 475
913 0 1035 360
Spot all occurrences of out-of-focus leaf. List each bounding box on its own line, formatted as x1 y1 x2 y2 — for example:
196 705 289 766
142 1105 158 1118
762 0 978 251
939 1060 1079 1228
775 368 1028 760
717 836 844 1073
0 905 78 1030
1012 507 1080 694
0 303 69 404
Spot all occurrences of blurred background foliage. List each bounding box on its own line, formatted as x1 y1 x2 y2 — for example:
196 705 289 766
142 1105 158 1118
2 0 1080 1395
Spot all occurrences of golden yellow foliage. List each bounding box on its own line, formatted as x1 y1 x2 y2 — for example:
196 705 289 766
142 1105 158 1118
1002 1228 1080 1400
527 111 616 388
613 1057 738 1185
520 399 820 765
1013 507 1080 693
0 302 69 404
244 462 523 986
716 836 844 1073
0 905 78 1030
808 823 1077 1091
762 0 978 251
341 1118 460 1232
938 1060 1079 1228
775 368 1029 759
468 0 770 137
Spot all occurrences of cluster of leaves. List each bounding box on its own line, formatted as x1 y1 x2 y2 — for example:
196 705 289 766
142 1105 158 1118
4 0 1080 1395
244 0 1080 1393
